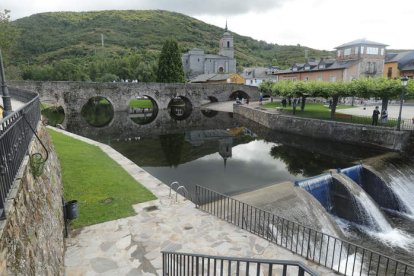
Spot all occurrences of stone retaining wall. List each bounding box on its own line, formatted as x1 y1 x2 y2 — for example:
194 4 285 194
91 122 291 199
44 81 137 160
0 125 65 275
234 105 412 151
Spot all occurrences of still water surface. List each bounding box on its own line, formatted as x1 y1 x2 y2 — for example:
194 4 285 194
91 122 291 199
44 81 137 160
99 111 384 197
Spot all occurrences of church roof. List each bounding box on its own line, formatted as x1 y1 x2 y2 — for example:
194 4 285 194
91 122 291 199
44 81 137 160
205 54 233 60
190 73 232 83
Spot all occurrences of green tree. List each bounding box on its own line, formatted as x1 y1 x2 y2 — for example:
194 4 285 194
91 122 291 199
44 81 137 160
0 10 18 63
156 39 185 83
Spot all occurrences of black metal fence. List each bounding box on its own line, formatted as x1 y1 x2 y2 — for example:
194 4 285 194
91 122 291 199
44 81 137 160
0 91 40 219
162 251 318 276
331 114 414 131
195 185 414 276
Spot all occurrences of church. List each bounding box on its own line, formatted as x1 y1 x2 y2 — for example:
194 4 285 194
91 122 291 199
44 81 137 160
182 24 236 79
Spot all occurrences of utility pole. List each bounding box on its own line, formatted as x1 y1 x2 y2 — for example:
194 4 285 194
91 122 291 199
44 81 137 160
0 49 12 117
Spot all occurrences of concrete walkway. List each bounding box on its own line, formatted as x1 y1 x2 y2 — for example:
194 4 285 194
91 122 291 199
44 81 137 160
54 128 336 275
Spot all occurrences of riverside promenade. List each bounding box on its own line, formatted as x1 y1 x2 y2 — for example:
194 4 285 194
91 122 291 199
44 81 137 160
55 128 335 275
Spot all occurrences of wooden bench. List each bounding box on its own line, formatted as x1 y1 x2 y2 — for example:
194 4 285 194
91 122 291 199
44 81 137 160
334 113 352 120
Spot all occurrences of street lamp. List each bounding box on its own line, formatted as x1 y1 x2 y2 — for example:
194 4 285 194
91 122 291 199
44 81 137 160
396 76 409 131
0 49 12 117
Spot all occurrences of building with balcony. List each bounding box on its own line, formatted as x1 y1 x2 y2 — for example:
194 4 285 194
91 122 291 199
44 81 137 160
272 39 387 82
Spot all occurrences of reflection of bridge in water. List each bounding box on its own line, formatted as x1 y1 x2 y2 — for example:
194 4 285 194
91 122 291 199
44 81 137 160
70 109 238 142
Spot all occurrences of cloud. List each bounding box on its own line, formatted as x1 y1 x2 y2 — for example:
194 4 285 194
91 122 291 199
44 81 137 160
2 0 288 20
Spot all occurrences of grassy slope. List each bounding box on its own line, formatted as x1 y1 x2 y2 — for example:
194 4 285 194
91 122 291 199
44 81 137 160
11 10 333 68
49 129 156 228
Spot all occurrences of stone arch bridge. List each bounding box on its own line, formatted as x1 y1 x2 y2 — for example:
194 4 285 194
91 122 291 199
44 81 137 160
10 80 259 116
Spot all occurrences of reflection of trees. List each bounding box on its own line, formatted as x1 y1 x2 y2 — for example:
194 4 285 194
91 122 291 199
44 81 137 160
41 106 65 126
159 133 185 167
270 145 349 177
81 98 114 127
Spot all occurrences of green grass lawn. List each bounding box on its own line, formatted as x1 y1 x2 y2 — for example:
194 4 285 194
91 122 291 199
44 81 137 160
49 129 156 228
129 99 153 108
263 102 351 120
263 102 398 127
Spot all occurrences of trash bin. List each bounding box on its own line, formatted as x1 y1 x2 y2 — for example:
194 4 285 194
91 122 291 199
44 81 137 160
65 200 78 220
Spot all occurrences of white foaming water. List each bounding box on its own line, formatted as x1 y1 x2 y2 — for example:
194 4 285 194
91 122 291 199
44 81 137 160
340 176 392 232
386 165 414 219
353 192 392 232
360 226 414 251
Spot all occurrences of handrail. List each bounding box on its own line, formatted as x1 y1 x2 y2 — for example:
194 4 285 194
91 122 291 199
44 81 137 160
169 181 180 197
176 186 191 202
195 185 414 276
162 251 318 276
0 88 40 219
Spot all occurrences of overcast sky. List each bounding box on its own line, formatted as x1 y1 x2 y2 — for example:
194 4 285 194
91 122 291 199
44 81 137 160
2 0 414 50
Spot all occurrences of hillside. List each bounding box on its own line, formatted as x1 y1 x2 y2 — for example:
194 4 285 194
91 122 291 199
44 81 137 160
10 10 333 80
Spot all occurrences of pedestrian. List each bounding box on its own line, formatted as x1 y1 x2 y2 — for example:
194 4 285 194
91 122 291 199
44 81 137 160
281 98 287 108
380 109 388 124
259 92 263 105
372 106 380 126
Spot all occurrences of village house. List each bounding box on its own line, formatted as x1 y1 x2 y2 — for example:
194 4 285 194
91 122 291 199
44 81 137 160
272 39 387 82
384 51 414 79
242 66 279 87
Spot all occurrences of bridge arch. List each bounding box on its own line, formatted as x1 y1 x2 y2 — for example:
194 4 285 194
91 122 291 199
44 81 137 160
128 95 159 125
167 96 193 121
81 96 115 128
229 90 250 101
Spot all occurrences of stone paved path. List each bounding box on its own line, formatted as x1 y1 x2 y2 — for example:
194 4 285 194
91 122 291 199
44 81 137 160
54 128 336 275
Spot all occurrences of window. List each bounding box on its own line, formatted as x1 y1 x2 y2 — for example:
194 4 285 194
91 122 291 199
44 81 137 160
319 64 325 69
361 46 364 54
227 41 230 48
366 62 371 72
387 67 393 78
304 76 309 81
292 67 298 72
367 47 379 55
344 48 351 55
329 76 336 82
381 48 384 55
305 65 310 70
337 50 341 57
355 47 359 54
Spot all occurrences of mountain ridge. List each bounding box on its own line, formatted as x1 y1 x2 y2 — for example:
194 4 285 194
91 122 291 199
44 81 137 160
11 10 333 69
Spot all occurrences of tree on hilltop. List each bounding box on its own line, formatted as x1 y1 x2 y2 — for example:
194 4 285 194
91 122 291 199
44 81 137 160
156 39 185 83
0 10 18 63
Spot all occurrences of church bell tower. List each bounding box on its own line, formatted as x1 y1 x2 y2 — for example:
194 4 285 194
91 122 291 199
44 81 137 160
219 21 234 59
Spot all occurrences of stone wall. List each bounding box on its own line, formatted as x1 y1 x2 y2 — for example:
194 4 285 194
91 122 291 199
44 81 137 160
0 125 65 275
234 105 412 151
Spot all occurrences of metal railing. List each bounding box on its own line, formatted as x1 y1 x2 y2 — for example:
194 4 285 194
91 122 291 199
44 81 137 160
334 115 414 131
195 185 414 276
162 251 318 276
0 91 40 219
